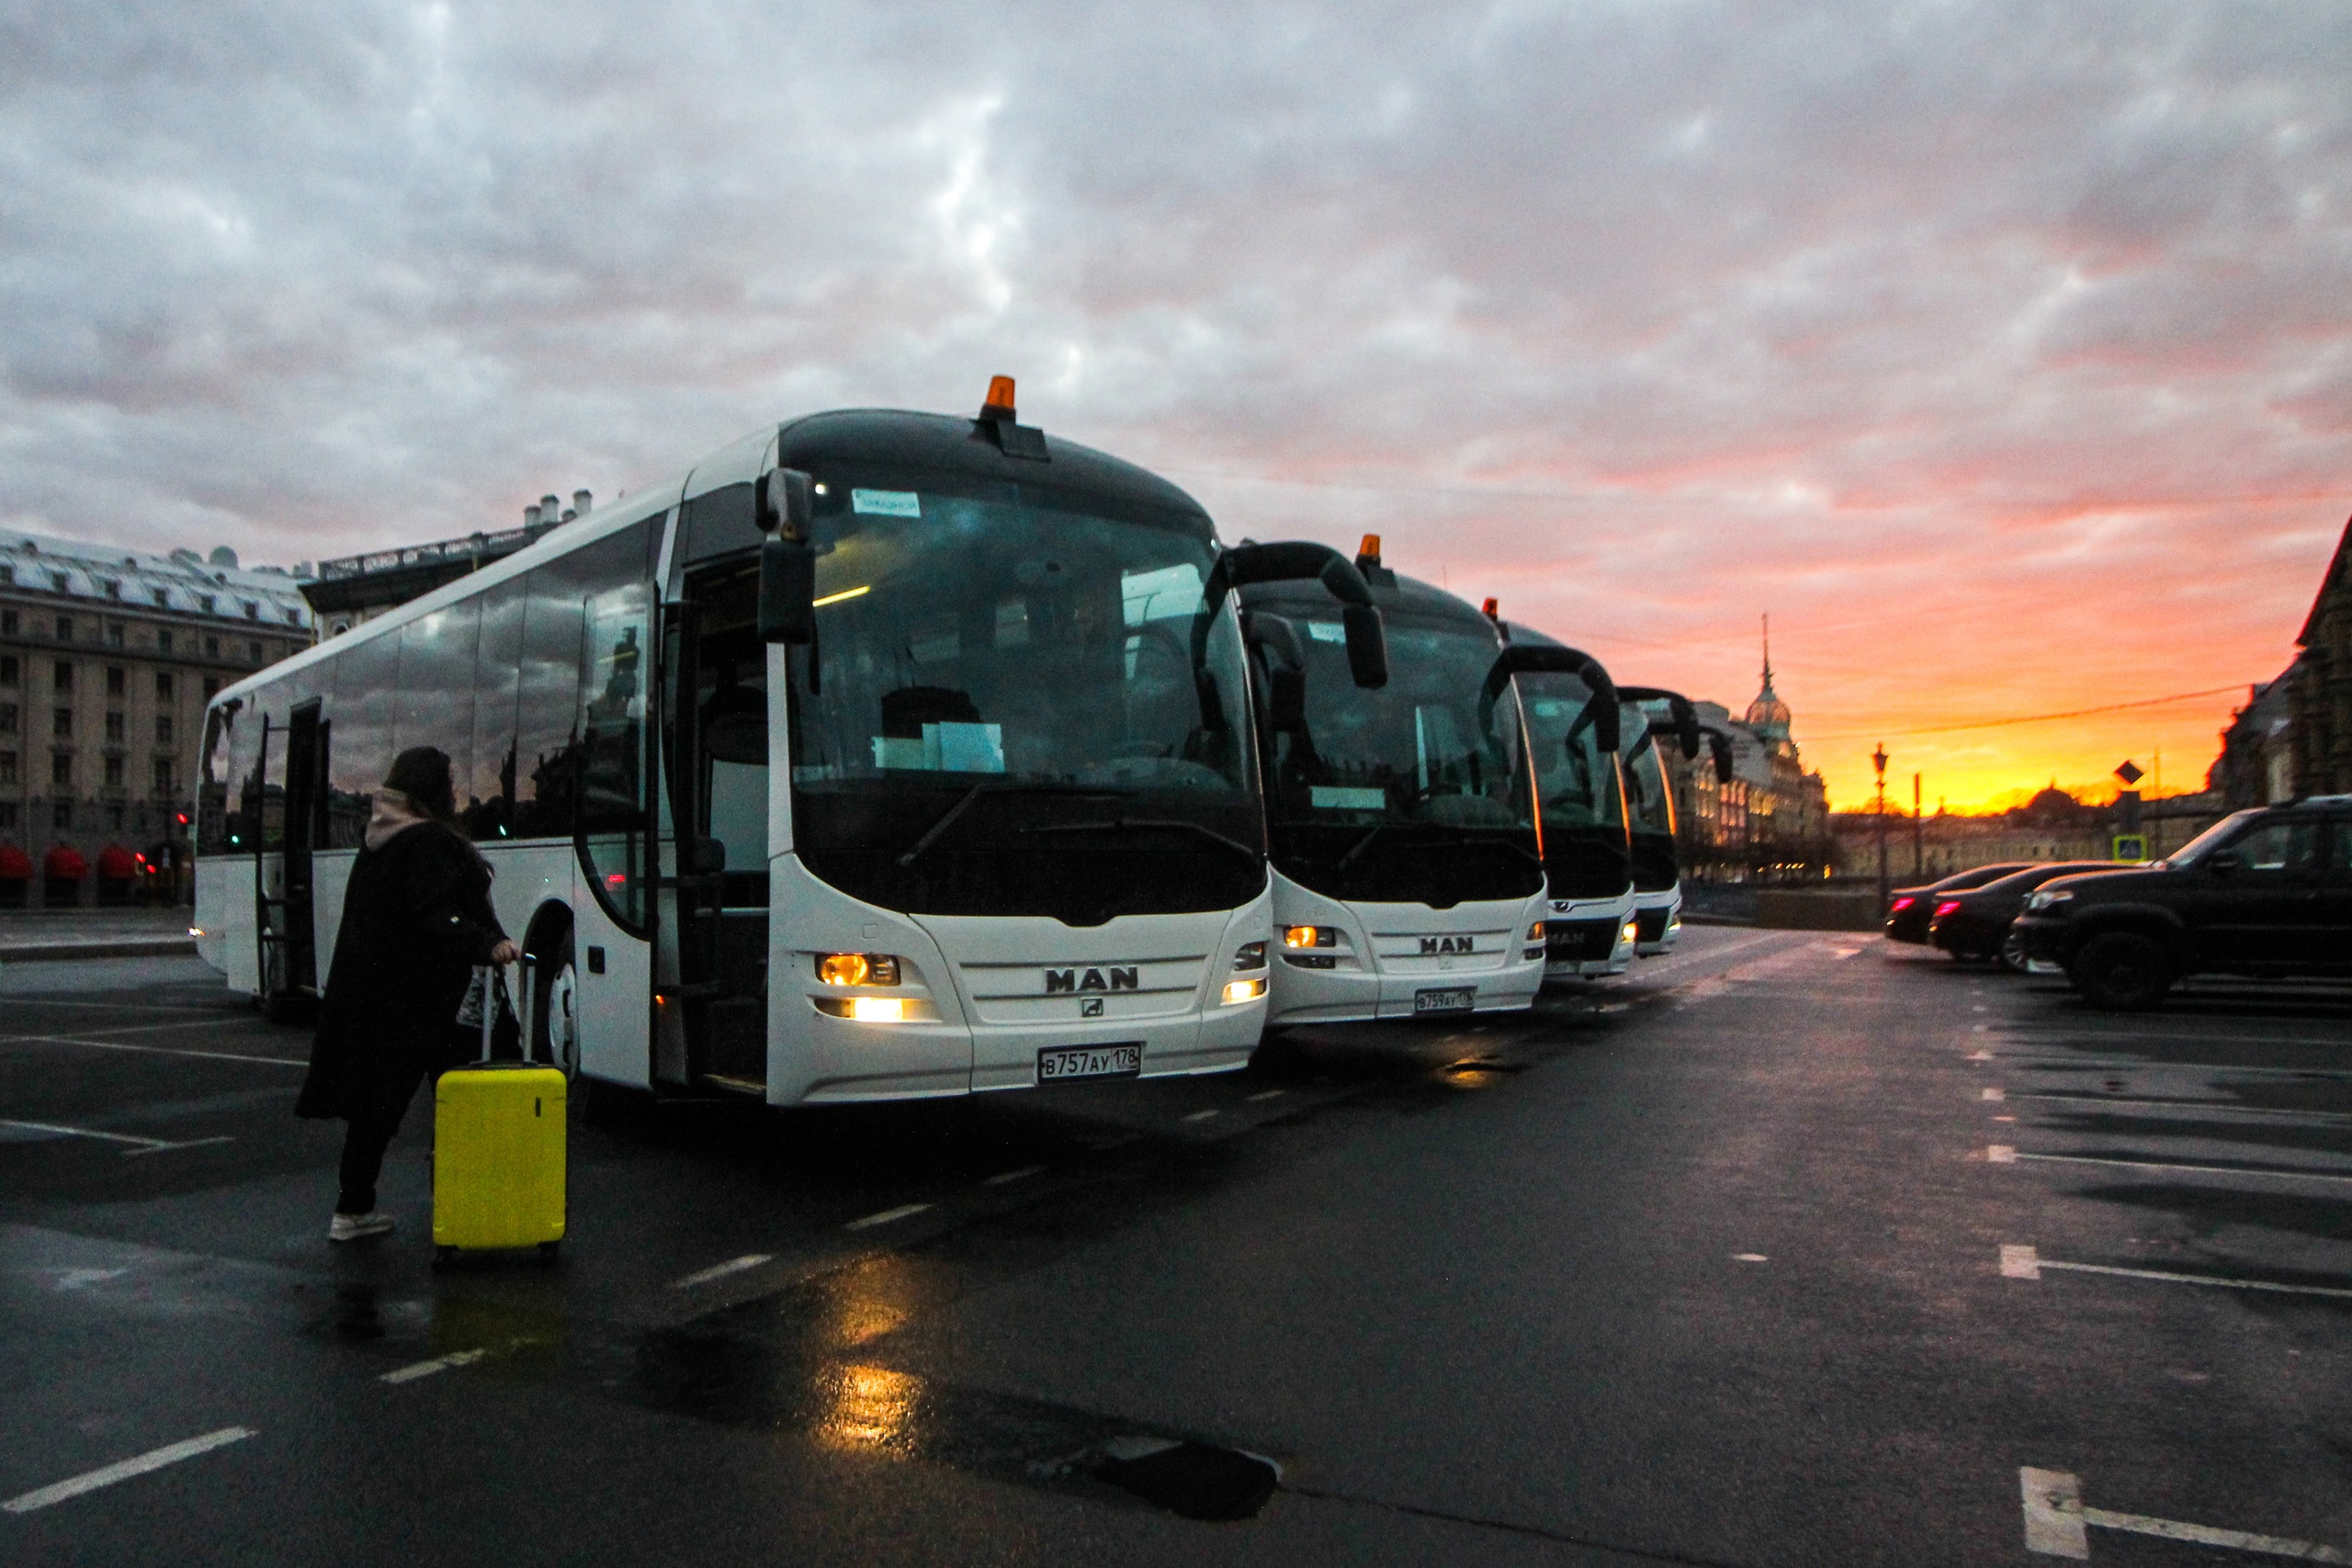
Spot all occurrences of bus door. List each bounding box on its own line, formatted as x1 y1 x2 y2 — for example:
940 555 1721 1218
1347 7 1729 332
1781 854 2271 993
279 700 325 998
662 558 771 1090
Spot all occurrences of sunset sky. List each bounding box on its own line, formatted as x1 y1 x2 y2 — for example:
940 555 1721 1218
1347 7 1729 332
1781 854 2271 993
5 3 2348 809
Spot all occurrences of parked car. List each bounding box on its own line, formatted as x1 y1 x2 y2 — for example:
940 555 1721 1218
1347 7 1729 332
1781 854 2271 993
1928 862 2124 968
1884 863 2035 944
2013 798 2352 1010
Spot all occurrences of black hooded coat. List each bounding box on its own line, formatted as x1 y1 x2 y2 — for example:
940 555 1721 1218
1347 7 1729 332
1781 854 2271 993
295 820 510 1122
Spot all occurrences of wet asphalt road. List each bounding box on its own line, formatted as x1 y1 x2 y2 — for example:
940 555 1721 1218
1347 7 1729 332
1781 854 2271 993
3 929 2348 1565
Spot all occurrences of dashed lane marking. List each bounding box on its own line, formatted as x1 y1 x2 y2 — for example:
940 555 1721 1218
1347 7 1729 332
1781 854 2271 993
1182 1109 1221 1122
844 1202 932 1232
2010 1092 2352 1126
0 1118 233 1156
670 1254 775 1290
1988 1147 2352 1185
1998 1245 2352 1301
1987 1056 2352 1082
982 1165 1046 1186
2 1034 306 1069
1245 1089 1287 1102
380 1348 491 1383
2021 1466 2346 1561
3 1427 256 1514
1982 1088 2006 1101
1733 1253 1768 1263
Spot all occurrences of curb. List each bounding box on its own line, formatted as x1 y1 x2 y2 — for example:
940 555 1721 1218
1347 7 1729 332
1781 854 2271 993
0 938 200 962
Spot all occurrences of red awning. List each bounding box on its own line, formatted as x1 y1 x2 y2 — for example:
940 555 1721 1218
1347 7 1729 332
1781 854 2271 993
43 846 88 881
0 844 30 880
96 844 139 880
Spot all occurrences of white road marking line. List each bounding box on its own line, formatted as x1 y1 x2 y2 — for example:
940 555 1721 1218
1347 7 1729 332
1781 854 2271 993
1994 1115 2016 1122
1182 1109 1221 1122
844 1202 931 1231
1245 1089 1287 1102
3 1427 255 1514
2006 1151 2352 1186
2021 1467 2088 1558
2021 1466 2346 1562
0 1117 172 1148
1829 947 1860 959
79 1018 246 1038
121 1136 234 1157
670 1254 774 1290
1733 1253 1768 1263
1994 1056 2352 1083
983 1164 1046 1186
380 1348 491 1383
51 1267 129 1290
1983 1087 2006 1101
1999 1245 2352 1301
1997 1027 2352 1051
1968 1050 1994 1061
5 1034 306 1068
2011 1092 2352 1126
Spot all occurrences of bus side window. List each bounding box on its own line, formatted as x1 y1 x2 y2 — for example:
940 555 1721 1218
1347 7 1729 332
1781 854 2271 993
515 566 584 840
467 579 526 841
325 634 395 849
198 703 235 856
223 687 266 852
391 600 481 820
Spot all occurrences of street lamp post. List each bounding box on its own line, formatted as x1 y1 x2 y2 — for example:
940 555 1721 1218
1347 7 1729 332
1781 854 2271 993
1872 744 1890 915
1913 772 1923 879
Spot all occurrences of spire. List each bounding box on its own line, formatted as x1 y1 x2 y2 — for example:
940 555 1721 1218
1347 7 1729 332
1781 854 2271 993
1760 613 1772 693
1744 610 1792 743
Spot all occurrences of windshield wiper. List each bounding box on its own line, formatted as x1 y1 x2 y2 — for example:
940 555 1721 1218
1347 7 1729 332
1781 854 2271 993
897 784 1003 868
1335 821 1542 872
1336 823 1385 871
1020 818 1262 867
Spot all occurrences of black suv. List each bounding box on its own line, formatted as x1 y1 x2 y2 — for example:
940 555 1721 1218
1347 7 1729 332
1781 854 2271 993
2012 798 2352 1009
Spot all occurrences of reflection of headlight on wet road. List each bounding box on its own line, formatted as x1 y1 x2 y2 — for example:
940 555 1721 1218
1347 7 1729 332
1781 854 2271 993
814 1364 922 1452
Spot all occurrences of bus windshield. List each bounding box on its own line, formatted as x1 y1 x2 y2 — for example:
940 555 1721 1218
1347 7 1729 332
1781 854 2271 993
1519 671 1631 897
783 468 1262 922
1623 716 1675 837
1257 605 1541 905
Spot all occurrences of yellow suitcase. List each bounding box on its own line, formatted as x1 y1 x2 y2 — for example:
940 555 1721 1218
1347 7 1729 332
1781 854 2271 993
432 1064 567 1261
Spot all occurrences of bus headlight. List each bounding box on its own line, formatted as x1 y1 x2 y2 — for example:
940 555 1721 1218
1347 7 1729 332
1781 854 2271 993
1222 977 1267 1004
1526 921 1545 940
1232 942 1267 971
815 953 900 987
1622 922 1638 947
849 998 910 1023
1283 926 1337 948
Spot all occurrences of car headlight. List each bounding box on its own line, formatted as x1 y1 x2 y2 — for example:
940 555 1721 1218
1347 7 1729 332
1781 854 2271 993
2025 889 2074 913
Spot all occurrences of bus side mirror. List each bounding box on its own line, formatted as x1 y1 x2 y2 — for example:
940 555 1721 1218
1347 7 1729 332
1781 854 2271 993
757 537 816 645
1269 667 1306 731
760 468 815 538
2206 849 2242 876
1342 604 1387 689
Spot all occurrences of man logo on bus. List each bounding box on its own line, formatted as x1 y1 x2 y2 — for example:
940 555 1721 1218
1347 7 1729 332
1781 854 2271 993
1419 936 1476 955
1044 966 1138 994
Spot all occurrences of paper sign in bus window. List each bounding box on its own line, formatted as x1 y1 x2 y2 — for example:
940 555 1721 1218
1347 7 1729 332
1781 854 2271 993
1121 563 1204 626
1306 621 1346 643
852 490 922 517
1310 784 1386 810
868 722 1005 773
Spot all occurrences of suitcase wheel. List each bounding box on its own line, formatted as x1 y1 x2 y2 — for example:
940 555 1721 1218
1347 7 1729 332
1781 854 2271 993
434 1246 458 1268
537 1240 561 1265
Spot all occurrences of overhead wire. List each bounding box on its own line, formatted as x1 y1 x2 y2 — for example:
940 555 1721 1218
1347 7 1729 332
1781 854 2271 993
1804 684 2254 743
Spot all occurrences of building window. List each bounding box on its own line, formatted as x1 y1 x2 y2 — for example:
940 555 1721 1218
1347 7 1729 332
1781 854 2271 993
0 803 14 829
54 615 72 641
247 639 262 662
0 704 14 735
52 800 70 829
51 751 71 787
51 574 69 594
52 661 71 692
0 752 14 784
0 657 12 688
103 754 124 787
106 666 125 697
0 565 11 586
151 588 168 607
153 757 175 795
0 611 14 636
51 707 71 738
198 595 216 615
103 581 121 601
201 676 219 699
154 714 173 745
156 629 174 655
204 636 219 659
155 671 174 700
243 601 258 620
107 802 125 831
285 609 302 626
107 622 125 647
105 711 124 743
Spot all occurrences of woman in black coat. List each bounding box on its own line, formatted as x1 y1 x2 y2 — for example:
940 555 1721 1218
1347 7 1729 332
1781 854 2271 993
297 746 517 1242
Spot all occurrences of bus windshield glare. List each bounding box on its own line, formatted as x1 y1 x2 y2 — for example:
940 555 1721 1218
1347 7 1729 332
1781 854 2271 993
1521 675 1624 835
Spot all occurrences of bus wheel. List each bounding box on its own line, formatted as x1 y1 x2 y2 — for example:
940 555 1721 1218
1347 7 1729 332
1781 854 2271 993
2070 932 2173 1011
533 928 581 1075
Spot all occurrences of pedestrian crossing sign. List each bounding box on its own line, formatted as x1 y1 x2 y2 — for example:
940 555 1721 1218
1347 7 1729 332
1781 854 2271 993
2111 834 2148 862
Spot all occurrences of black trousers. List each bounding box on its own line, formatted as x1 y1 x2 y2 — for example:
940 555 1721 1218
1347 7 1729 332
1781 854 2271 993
335 1036 469 1214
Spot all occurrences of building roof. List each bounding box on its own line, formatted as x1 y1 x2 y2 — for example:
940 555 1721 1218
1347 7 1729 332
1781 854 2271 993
0 526 313 630
2297 513 2351 647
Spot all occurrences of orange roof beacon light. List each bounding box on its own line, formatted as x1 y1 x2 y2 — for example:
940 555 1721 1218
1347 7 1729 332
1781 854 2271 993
1356 534 1382 568
981 376 1017 420
1481 596 1499 621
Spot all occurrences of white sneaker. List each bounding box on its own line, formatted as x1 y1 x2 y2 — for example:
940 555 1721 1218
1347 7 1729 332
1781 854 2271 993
329 1212 396 1243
